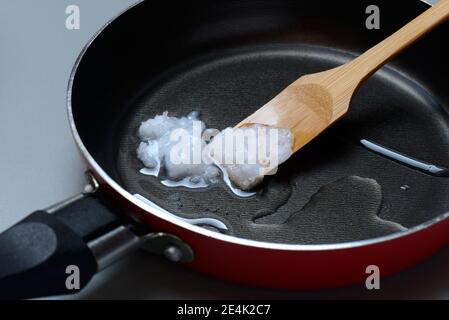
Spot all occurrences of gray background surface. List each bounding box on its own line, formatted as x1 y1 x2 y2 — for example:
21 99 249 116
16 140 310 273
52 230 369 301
1 0 448 300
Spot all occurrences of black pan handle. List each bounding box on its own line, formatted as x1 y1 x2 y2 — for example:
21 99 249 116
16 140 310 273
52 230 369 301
0 211 98 299
0 185 126 300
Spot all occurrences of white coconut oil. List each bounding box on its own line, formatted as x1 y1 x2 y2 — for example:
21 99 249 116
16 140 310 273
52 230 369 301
137 111 293 196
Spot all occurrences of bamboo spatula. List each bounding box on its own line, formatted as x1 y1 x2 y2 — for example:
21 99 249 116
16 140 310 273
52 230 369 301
237 0 449 153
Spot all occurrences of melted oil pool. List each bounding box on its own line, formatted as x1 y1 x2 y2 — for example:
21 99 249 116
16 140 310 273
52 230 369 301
252 176 407 244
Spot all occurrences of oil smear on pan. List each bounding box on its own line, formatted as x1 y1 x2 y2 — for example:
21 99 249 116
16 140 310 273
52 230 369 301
252 176 407 244
134 193 229 232
136 111 293 197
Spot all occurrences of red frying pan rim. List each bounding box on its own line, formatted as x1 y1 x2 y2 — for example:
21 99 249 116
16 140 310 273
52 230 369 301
66 0 444 252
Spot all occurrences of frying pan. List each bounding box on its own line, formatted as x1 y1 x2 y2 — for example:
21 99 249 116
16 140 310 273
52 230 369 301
1 0 449 299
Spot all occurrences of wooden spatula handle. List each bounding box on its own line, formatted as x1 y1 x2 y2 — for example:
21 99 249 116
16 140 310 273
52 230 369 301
343 0 449 86
238 0 449 154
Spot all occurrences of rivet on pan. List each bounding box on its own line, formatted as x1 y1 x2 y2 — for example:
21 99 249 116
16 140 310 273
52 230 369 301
140 232 194 263
163 245 183 262
84 171 100 194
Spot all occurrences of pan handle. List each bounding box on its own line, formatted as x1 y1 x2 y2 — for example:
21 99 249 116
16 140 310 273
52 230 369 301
0 210 98 299
0 176 136 300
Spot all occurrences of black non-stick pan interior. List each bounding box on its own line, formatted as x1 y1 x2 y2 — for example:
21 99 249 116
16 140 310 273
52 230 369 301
71 0 449 244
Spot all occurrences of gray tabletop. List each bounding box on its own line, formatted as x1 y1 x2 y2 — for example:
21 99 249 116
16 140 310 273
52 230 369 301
1 0 448 300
